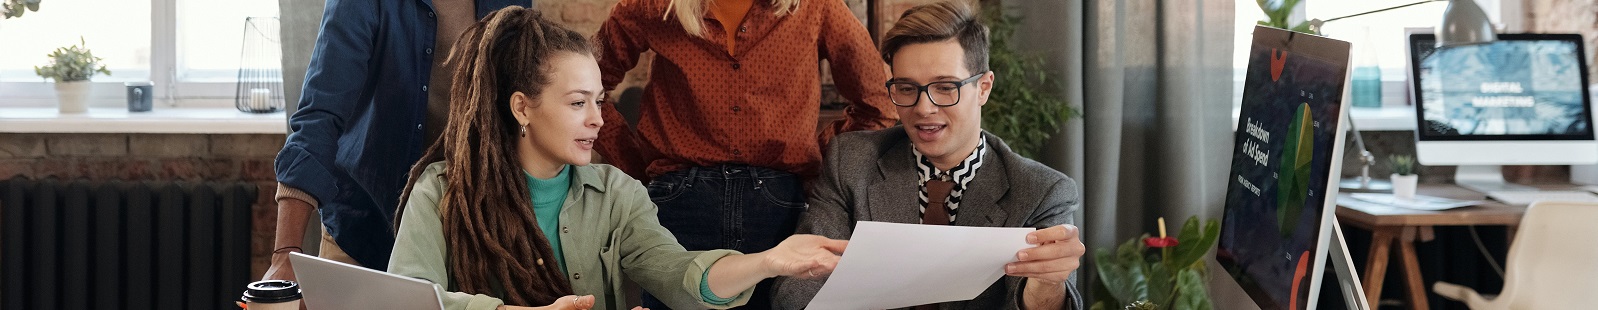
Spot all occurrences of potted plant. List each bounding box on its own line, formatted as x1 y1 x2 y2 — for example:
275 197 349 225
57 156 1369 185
978 1 1079 158
34 37 110 113
1389 154 1418 199
1255 0 1313 34
3 0 42 19
1092 216 1220 310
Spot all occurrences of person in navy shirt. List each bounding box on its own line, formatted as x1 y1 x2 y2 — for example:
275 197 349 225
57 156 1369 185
263 0 534 282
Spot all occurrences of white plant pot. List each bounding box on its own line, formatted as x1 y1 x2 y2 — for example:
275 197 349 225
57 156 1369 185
1391 173 1419 200
55 81 91 113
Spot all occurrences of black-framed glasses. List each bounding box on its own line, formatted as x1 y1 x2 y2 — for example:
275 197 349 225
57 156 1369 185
884 71 987 107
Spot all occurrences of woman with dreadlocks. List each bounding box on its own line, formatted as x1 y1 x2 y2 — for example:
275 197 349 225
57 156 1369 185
386 7 846 310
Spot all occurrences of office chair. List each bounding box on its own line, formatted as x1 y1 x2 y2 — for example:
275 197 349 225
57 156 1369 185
1432 201 1598 309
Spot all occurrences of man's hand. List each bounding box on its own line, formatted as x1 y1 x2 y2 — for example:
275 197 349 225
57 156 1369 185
262 250 298 282
1006 224 1085 283
262 196 315 282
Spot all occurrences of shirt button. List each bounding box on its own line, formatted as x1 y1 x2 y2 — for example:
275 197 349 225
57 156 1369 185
573 273 582 280
562 226 569 233
421 85 428 92
428 11 436 18
739 26 748 33
731 106 741 112
731 62 741 70
416 123 422 130
425 48 433 55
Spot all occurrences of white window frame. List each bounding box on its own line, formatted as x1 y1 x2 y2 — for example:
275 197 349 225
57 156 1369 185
0 0 266 109
1233 0 1521 112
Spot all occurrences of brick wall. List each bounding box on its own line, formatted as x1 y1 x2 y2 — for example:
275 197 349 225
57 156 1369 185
0 132 285 279
1527 0 1598 83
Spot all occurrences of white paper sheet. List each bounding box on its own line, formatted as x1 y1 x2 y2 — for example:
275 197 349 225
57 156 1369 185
806 221 1034 309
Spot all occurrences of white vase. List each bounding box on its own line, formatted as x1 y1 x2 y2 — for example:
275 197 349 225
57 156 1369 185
55 81 91 113
1391 173 1419 200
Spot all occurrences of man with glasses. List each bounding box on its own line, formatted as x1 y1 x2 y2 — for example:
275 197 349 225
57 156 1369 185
771 1 1083 309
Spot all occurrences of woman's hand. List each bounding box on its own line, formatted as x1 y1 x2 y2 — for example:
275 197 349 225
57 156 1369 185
758 234 848 279
504 295 595 310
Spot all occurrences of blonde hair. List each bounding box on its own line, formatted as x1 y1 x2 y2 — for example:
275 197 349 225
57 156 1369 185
663 0 802 37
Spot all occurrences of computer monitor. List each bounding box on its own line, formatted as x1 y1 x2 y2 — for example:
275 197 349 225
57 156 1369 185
1217 26 1361 310
1407 32 1598 191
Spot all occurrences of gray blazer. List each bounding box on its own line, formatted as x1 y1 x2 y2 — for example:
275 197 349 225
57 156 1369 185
772 127 1084 310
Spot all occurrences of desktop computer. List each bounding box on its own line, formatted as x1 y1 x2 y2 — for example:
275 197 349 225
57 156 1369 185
1218 26 1367 310
1407 32 1598 202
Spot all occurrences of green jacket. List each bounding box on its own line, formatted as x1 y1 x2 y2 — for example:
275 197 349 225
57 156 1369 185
388 162 754 310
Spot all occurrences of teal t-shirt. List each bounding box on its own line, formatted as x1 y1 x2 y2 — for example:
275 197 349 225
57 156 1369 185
526 165 728 305
525 165 570 273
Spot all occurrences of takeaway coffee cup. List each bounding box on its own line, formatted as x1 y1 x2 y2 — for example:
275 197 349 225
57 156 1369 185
125 81 153 112
241 280 301 310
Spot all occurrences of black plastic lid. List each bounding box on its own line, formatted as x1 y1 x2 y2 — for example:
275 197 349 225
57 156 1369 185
241 280 301 303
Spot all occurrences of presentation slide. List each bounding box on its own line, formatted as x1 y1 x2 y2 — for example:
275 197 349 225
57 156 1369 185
1416 39 1591 136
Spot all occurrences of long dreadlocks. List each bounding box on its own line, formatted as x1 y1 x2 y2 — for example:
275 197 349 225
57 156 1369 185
396 6 595 306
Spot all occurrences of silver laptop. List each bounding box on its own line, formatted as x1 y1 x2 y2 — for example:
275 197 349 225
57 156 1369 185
290 252 446 310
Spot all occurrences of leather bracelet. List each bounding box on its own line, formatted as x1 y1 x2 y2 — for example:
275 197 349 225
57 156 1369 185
273 246 303 254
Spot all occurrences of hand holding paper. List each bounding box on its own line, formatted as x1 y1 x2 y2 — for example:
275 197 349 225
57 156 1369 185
1007 224 1086 284
806 221 1035 309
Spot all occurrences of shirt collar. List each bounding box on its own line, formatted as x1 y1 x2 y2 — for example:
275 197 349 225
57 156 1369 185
912 137 987 188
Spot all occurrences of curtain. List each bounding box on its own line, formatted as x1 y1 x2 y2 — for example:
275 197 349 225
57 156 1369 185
1013 0 1237 306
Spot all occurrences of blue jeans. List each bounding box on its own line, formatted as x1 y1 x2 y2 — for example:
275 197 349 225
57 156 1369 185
641 165 807 309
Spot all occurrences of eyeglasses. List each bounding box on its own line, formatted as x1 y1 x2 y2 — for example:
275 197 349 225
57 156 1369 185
884 72 987 107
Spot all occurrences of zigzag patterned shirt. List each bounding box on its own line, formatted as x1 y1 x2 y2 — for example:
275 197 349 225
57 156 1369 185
911 138 987 224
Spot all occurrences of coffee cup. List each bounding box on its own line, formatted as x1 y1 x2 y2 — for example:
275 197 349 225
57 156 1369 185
241 280 301 310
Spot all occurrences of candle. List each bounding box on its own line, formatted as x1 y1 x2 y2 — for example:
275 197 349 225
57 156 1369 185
249 88 271 110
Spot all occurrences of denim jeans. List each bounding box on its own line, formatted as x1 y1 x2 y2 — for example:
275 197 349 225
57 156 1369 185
641 165 807 309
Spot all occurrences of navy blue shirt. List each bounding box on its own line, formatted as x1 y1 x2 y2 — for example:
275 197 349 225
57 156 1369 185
275 0 532 269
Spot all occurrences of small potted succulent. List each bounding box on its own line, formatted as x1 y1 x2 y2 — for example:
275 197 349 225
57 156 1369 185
35 37 111 113
1389 154 1418 200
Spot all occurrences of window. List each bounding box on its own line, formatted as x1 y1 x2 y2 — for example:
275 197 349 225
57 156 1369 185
179 0 279 82
0 0 277 106
0 0 151 82
1232 0 1513 108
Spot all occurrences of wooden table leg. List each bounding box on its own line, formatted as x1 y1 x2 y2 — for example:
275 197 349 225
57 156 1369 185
1398 228 1431 310
1364 227 1398 310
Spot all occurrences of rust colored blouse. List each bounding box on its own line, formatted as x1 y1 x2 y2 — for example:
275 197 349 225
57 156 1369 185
594 0 898 181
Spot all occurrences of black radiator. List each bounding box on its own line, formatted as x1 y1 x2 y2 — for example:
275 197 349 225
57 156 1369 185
2 177 256 309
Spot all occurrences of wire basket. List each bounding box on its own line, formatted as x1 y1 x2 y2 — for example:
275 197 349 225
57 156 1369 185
235 17 285 113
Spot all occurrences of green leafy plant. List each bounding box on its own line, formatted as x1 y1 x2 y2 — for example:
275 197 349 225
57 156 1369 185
1389 154 1416 175
1255 0 1314 34
34 37 111 82
978 1 1079 158
1092 216 1220 310
3 0 41 19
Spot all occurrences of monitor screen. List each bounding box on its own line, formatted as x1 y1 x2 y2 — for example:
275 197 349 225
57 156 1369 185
1411 33 1595 140
1218 26 1351 310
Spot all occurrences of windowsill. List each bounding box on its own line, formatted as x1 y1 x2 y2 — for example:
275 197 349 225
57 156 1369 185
0 107 286 134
